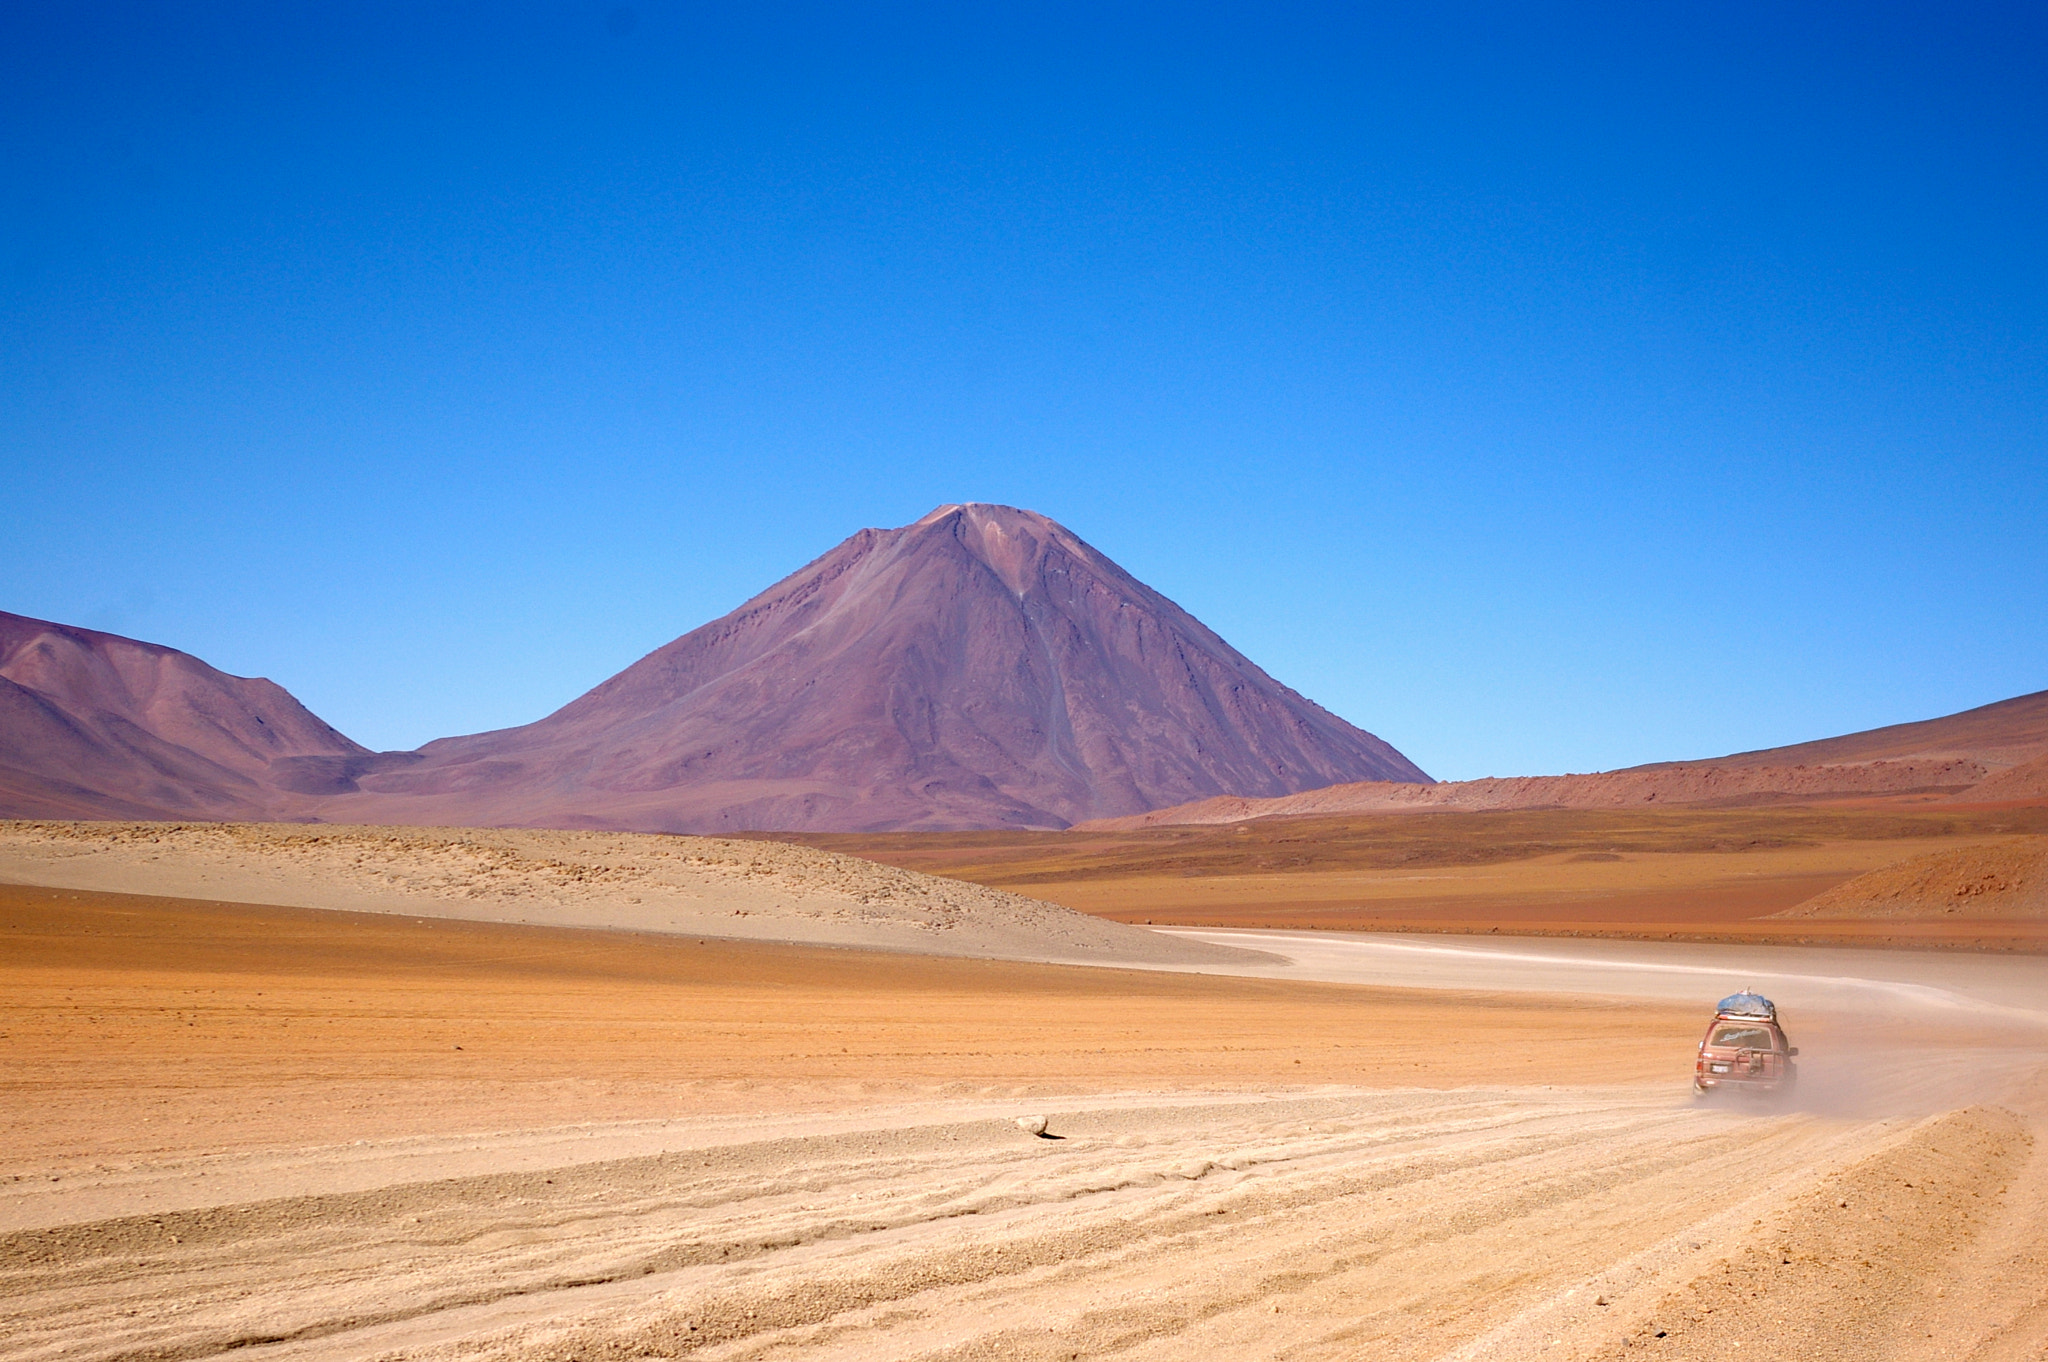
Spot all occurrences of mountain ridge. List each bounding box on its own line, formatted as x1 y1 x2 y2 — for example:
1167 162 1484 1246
1075 688 2048 830
0 611 367 820
7 508 2042 834
0 506 1429 831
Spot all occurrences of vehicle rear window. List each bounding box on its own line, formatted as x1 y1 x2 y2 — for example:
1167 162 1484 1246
1708 1025 1776 1049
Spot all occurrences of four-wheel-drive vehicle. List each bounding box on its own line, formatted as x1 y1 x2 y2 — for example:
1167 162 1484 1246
1693 991 1798 1098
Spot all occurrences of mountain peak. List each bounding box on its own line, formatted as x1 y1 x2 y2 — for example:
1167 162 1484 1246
893 503 1101 598
330 507 1429 832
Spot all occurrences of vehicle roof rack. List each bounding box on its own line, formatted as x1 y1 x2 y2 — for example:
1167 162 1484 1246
1715 990 1776 1020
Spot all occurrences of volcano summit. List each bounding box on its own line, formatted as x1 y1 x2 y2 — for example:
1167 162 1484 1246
324 504 1428 831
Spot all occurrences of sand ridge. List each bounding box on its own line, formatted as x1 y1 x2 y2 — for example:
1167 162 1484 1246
0 821 1258 967
1775 837 2048 921
1963 751 2048 804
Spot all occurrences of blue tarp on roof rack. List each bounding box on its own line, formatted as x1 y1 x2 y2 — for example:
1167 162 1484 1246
1716 991 1776 1020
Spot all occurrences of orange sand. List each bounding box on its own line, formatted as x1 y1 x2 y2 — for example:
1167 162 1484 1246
0 884 1696 1170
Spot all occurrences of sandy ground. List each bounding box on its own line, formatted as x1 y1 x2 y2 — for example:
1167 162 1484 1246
7 879 2048 1361
789 807 2048 951
0 885 1675 1173
0 822 1251 968
888 845 2048 951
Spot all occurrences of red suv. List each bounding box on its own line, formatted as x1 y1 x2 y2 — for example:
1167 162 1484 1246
1694 991 1798 1098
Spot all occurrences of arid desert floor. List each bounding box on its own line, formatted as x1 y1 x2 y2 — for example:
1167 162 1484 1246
786 803 2048 952
5 823 2048 1360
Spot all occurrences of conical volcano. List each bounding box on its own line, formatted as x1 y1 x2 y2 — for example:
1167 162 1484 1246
331 504 1430 831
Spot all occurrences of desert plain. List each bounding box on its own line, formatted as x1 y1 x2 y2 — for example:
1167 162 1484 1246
4 817 2048 1361
790 802 2048 950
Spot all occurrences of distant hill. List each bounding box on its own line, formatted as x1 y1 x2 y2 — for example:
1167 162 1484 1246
323 504 1429 831
0 611 369 820
1664 689 2048 771
1077 688 2048 829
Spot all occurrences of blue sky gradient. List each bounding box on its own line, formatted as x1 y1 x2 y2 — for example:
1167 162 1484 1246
5 2 2044 780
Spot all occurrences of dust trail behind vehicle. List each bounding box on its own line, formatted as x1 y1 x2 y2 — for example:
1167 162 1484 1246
1161 928 2048 1118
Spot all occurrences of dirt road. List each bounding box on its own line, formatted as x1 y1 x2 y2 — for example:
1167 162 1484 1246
7 1083 2046 1362
1162 928 2048 1024
5 889 2047 1360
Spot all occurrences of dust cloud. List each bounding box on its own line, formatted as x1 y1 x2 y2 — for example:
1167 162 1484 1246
1167 927 2048 1120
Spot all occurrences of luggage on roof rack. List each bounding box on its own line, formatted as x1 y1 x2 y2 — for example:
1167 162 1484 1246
1716 991 1776 1020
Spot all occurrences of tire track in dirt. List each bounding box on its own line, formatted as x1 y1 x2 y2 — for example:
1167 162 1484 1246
1567 1103 2044 1361
0 1087 1977 1362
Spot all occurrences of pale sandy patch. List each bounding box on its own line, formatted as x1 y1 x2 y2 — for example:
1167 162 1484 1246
0 821 1256 967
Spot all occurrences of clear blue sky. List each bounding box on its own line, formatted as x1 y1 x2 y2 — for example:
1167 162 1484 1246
5 3 2044 781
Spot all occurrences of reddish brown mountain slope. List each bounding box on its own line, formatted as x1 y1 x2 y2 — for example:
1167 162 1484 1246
1080 688 2048 829
0 612 368 820
326 504 1428 832
1662 688 2048 771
